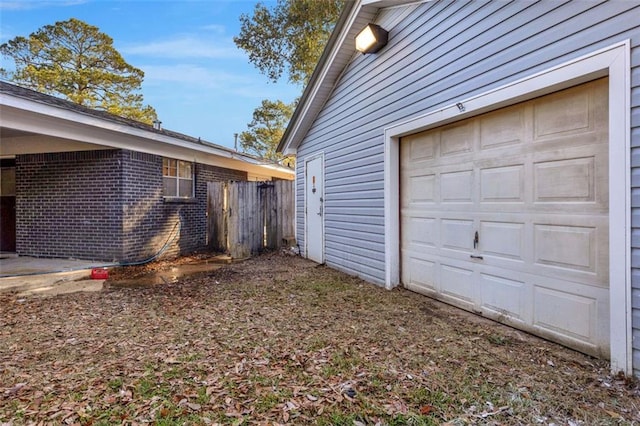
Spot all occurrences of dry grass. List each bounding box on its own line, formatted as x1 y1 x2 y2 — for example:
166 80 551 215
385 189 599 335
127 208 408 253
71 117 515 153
1 252 638 425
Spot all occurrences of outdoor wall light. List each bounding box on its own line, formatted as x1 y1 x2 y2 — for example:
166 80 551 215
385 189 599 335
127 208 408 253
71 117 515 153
355 23 388 54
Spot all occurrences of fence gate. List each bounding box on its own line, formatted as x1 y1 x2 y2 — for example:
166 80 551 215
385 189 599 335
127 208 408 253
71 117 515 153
207 180 294 259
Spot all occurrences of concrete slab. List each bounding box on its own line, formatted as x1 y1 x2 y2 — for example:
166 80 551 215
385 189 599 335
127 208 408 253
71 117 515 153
17 279 105 297
0 256 106 277
0 256 109 294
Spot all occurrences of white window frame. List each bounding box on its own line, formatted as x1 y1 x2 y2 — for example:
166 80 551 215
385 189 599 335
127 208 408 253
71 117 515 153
163 158 194 198
383 41 631 374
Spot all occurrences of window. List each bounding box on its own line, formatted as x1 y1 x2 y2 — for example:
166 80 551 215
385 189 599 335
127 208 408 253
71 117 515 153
163 158 193 198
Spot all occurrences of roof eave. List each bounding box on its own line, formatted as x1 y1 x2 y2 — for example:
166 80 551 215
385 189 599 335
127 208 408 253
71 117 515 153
0 88 294 177
277 0 362 154
277 0 426 156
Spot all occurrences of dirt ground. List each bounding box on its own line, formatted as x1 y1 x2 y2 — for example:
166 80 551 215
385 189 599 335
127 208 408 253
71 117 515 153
0 252 638 425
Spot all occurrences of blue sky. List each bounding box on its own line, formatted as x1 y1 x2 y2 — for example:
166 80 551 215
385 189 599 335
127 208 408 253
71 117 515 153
0 0 302 149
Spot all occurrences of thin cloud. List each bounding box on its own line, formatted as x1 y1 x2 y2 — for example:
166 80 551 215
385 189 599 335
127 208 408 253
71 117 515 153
0 0 87 10
142 64 251 88
141 64 300 101
200 24 226 35
121 36 242 59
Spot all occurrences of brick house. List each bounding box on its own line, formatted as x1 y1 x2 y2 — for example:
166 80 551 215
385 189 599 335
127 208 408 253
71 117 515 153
0 82 293 262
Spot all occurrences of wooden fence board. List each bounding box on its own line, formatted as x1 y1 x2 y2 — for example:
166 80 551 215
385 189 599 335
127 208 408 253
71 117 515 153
207 181 226 251
207 180 294 258
276 179 295 242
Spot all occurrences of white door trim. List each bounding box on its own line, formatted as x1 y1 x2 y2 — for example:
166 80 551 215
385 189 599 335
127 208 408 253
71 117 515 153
384 41 631 374
304 152 325 263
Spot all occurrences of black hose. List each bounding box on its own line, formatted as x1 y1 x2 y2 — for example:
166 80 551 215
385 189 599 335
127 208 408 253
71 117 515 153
0 217 183 278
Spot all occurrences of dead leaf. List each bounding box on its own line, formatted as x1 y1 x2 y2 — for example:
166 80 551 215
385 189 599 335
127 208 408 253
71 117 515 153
604 410 622 419
420 405 434 415
4 382 27 396
1 252 638 425
186 402 201 411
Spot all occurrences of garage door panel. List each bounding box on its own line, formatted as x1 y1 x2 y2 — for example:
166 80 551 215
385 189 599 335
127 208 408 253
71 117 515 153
441 219 474 252
406 132 437 160
400 78 610 358
406 174 436 204
534 286 595 339
479 165 525 202
534 224 596 272
441 170 473 202
404 216 437 247
405 256 436 291
480 105 526 150
440 263 476 305
534 157 596 202
479 221 524 260
533 84 594 140
441 122 474 156
532 284 604 345
531 216 608 285
480 273 527 322
532 145 608 206
534 279 609 356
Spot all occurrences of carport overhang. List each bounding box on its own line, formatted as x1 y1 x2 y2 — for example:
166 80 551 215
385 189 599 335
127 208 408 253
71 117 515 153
0 91 294 181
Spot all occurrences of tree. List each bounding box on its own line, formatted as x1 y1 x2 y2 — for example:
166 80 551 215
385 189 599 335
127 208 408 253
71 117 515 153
234 1 343 164
234 0 343 86
0 18 157 124
239 99 295 167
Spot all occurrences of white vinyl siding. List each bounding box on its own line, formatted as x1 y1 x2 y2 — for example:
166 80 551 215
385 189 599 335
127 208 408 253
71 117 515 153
294 1 640 374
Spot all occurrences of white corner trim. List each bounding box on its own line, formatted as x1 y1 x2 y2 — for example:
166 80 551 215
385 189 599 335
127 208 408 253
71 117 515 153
383 132 400 290
608 42 632 375
384 41 632 374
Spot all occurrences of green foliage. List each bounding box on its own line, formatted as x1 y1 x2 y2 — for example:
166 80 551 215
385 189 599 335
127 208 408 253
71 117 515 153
234 0 343 85
107 377 123 392
239 99 295 166
0 18 157 124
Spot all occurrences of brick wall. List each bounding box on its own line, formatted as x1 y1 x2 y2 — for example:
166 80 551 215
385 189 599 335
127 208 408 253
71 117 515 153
121 152 247 261
16 150 125 260
121 150 165 261
16 149 248 262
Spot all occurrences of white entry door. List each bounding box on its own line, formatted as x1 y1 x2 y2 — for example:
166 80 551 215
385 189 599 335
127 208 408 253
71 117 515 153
305 155 324 263
401 79 610 358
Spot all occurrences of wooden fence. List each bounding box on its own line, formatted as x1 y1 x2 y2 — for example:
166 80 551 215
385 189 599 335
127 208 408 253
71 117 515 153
207 180 295 258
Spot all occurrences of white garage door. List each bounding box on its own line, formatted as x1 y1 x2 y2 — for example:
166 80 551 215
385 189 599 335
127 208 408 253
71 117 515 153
400 78 609 357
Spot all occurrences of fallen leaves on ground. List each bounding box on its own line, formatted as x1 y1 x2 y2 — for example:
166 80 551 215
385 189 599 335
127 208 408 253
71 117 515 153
1 252 638 425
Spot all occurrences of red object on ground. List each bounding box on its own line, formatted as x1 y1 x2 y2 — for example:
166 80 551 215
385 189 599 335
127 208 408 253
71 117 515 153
91 268 109 279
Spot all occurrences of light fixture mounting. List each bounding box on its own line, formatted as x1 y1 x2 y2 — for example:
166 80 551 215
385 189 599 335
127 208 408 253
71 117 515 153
355 23 388 54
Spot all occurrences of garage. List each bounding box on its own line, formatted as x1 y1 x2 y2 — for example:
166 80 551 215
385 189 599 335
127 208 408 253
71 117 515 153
400 78 610 358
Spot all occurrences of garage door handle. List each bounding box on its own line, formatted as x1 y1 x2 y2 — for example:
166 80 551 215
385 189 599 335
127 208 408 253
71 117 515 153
470 255 484 260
